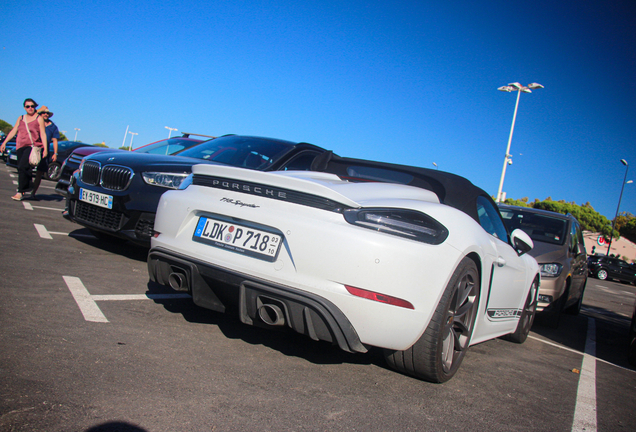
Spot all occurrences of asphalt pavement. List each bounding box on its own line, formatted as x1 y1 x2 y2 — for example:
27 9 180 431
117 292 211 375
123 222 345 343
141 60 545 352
0 164 635 432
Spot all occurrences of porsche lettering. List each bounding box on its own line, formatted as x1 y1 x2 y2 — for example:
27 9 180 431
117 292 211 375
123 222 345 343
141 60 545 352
211 179 287 198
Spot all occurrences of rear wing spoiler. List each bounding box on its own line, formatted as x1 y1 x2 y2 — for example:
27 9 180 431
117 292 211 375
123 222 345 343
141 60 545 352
180 132 217 139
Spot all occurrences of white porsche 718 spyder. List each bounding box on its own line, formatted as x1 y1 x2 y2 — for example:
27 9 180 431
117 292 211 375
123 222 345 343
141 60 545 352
148 153 540 382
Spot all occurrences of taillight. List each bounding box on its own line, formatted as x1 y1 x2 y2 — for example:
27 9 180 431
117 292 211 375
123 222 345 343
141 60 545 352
343 208 448 244
345 285 414 309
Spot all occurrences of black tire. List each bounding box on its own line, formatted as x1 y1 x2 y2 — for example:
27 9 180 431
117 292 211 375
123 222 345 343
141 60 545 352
629 312 636 366
504 277 538 344
46 162 62 181
384 257 480 383
564 278 586 316
596 268 608 280
543 288 566 329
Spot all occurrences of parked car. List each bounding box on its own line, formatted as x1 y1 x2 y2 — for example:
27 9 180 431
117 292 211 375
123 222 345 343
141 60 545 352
5 140 92 176
1 136 16 162
587 255 636 284
629 297 636 366
55 134 212 195
64 135 328 246
5 145 18 166
499 205 588 326
147 154 540 383
46 141 95 180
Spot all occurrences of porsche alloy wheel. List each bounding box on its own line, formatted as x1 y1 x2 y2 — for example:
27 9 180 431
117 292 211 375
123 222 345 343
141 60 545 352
505 277 539 344
385 257 480 383
596 269 608 280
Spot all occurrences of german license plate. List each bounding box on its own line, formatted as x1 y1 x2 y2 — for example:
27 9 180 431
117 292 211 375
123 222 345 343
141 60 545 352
9 155 17 161
79 188 113 209
193 216 282 262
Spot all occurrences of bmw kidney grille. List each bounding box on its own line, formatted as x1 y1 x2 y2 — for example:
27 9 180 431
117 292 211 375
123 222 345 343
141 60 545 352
80 162 133 191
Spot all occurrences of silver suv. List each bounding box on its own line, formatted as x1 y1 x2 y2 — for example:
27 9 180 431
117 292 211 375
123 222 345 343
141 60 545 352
499 205 588 327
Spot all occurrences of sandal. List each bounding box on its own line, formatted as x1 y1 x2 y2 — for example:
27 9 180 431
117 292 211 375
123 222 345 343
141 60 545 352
11 193 24 201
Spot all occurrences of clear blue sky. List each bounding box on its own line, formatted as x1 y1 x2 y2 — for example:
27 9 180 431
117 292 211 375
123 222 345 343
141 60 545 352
2 0 634 219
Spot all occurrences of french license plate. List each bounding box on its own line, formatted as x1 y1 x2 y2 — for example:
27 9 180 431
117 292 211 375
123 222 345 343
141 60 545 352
9 155 17 161
193 216 282 262
79 188 113 209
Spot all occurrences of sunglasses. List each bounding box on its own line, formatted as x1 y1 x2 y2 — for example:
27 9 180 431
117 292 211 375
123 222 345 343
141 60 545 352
24 105 36 108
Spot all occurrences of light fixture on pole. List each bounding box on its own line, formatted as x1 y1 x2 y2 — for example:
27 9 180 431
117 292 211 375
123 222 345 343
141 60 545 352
495 82 544 203
165 126 178 138
606 159 630 255
128 131 138 151
432 162 438 170
74 128 81 141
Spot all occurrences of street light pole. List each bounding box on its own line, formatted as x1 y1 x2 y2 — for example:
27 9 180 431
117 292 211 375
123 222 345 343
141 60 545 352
122 125 129 149
606 159 630 255
74 128 81 141
495 82 544 202
128 131 138 151
165 126 178 138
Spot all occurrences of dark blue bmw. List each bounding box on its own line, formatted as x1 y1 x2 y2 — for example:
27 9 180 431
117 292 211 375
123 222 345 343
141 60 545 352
63 135 329 246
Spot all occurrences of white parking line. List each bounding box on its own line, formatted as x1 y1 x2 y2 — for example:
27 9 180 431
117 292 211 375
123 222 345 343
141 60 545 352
23 202 63 211
91 293 192 301
64 276 191 323
572 318 597 432
34 224 70 238
63 276 109 323
34 224 53 239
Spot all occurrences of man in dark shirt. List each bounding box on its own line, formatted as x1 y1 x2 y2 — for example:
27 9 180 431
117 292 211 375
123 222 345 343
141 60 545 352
31 106 60 199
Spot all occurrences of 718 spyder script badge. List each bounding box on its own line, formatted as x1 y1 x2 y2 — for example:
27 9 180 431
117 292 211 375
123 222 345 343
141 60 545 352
220 197 259 208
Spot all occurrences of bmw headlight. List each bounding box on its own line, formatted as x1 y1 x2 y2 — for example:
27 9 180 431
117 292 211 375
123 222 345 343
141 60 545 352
178 173 193 190
540 263 563 277
142 172 190 189
343 208 448 245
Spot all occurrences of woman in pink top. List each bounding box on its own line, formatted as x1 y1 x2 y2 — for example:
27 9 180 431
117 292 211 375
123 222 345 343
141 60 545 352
0 98 48 200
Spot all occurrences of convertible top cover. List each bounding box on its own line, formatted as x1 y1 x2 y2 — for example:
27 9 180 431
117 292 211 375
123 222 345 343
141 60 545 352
311 152 495 223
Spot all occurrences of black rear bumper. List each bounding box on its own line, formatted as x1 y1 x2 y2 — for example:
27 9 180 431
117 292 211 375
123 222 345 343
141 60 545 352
148 247 366 354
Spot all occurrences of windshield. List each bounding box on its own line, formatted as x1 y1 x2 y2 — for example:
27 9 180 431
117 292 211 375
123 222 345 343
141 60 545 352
55 141 81 151
499 209 568 245
175 136 293 170
134 138 202 155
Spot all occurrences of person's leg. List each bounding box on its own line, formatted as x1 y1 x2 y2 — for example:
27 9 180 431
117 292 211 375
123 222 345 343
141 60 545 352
31 171 43 199
31 155 49 199
13 147 32 200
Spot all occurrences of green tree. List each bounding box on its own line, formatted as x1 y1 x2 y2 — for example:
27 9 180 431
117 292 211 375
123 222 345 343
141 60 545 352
618 212 636 244
502 198 529 207
0 119 13 135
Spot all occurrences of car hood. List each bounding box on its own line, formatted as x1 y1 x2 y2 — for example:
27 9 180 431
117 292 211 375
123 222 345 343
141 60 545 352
73 147 121 157
85 152 221 172
528 241 566 264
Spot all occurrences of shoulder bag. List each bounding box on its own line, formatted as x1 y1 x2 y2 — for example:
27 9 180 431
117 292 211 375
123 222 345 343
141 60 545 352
24 115 42 166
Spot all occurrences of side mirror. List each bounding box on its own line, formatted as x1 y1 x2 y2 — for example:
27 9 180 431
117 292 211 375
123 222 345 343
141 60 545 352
511 229 533 256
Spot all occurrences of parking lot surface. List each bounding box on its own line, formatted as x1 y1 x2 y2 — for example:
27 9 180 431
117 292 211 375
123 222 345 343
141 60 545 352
0 166 635 431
